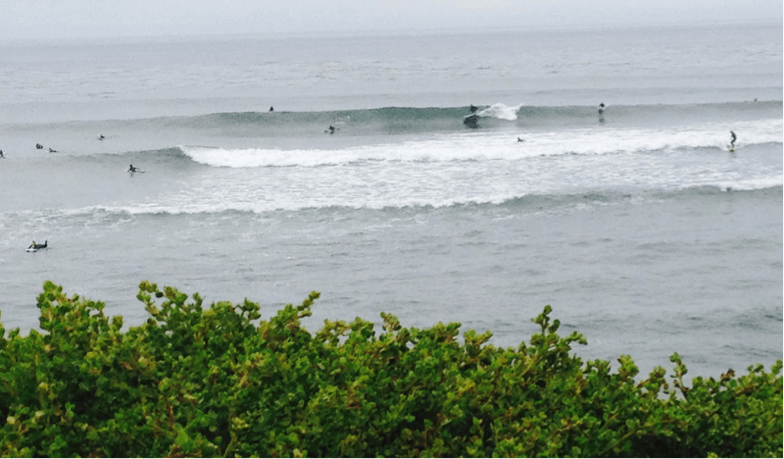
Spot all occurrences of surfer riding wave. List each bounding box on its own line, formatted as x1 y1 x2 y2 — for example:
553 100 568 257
464 103 523 129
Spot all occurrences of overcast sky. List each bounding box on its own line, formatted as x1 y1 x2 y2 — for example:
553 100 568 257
3 0 782 40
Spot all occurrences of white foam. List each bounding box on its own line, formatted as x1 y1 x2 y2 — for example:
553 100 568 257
477 103 524 121
179 118 782 168
84 117 781 214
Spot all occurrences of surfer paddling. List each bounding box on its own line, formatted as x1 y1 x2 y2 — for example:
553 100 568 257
128 164 142 173
28 240 48 250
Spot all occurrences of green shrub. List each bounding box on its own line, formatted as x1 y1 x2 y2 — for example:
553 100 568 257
0 281 780 457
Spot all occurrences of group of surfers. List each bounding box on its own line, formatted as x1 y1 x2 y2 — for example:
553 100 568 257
5 107 743 164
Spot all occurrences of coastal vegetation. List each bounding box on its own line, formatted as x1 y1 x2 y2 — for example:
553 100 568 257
0 281 781 457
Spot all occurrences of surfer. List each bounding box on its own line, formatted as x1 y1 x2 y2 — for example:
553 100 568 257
463 104 480 128
730 131 736 148
598 103 605 115
269 106 274 112
325 125 336 134
517 137 525 143
0 150 4 158
49 148 57 153
98 134 105 140
36 143 43 149
128 164 139 173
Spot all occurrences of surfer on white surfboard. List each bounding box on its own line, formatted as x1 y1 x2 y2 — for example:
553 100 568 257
27 240 48 251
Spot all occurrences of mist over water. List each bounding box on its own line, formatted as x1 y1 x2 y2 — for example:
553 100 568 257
0 24 781 378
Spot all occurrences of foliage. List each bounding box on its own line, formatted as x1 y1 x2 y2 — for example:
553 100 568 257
0 281 781 457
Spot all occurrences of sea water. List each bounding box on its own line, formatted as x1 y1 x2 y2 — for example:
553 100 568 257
0 24 781 378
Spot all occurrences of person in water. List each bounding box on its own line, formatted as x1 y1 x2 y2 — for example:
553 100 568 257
49 148 57 153
517 137 525 143
36 143 43 149
730 131 737 148
325 125 336 134
469 105 478 113
269 106 274 112
598 103 605 115
98 134 105 140
128 164 139 173
0 150 4 158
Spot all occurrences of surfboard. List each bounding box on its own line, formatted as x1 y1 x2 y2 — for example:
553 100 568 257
727 145 735 152
26 246 48 252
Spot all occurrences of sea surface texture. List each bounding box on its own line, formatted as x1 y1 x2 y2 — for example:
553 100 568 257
0 24 781 377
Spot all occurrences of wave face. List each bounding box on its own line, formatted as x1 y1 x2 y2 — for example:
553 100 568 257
168 100 784 130
2 101 779 149
148 100 784 135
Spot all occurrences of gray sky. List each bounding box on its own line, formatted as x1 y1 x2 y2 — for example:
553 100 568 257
3 0 782 40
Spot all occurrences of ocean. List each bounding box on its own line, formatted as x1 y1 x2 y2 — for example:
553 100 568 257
0 23 781 378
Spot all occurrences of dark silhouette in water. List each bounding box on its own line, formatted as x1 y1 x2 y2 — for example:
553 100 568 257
49 148 57 153
0 150 4 158
28 240 48 250
730 131 737 148
36 143 43 149
325 125 336 134
269 106 274 112
464 104 480 128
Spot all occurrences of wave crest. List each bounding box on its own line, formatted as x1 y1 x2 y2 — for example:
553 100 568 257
477 103 524 121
